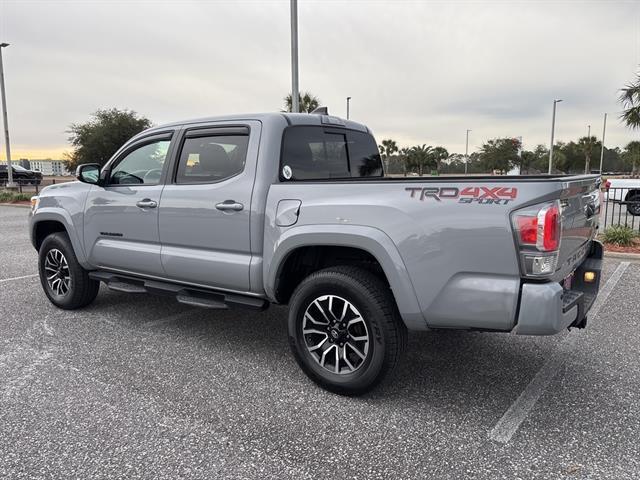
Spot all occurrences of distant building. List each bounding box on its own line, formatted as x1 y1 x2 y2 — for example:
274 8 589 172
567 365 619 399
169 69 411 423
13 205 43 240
19 159 31 169
29 159 71 176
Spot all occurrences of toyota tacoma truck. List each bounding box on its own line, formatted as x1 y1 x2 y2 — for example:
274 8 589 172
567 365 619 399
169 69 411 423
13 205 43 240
29 112 603 395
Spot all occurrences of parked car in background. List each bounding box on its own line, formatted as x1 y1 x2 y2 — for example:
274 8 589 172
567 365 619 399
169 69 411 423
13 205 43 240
605 178 640 216
0 164 43 185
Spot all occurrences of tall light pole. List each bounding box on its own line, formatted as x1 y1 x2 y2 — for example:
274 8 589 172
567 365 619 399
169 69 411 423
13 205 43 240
516 136 523 174
346 96 351 119
585 124 591 174
464 129 471 174
599 113 607 174
548 99 563 174
0 42 14 187
290 0 299 113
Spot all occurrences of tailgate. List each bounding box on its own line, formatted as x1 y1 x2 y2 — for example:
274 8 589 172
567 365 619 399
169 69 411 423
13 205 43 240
556 176 600 279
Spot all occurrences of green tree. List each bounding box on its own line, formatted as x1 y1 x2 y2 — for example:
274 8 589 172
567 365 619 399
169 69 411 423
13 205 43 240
284 92 321 113
378 139 399 174
64 108 152 171
399 147 411 176
441 153 466 174
620 73 640 129
577 136 600 173
478 138 519 174
622 141 640 174
429 146 449 174
521 144 549 173
407 144 432 175
379 139 399 157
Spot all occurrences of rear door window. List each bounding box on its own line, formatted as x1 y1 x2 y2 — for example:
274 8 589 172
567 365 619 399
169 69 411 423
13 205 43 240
281 126 382 180
175 134 248 184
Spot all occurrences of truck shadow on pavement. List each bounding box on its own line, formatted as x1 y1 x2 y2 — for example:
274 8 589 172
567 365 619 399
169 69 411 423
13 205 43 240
95 288 566 414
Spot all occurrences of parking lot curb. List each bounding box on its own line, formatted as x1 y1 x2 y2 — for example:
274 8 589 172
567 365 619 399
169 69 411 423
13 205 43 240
0 203 30 208
604 251 640 261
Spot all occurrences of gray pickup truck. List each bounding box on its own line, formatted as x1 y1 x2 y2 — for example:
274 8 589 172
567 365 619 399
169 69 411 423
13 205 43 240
29 112 603 395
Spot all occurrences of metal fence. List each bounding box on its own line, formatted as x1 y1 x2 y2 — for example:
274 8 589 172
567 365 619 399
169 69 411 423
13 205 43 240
602 187 640 231
0 178 74 194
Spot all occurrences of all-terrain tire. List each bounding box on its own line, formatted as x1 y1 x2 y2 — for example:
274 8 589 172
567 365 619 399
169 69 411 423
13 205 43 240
288 266 407 396
38 232 99 309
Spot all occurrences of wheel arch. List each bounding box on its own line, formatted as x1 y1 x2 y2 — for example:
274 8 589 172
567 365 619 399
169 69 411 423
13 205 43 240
265 225 426 330
30 209 90 268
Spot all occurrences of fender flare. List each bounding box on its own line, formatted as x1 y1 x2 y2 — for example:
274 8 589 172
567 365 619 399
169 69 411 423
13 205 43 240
30 208 91 269
264 224 426 330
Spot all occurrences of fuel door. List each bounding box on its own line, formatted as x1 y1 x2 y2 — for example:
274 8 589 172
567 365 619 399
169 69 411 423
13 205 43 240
276 199 302 227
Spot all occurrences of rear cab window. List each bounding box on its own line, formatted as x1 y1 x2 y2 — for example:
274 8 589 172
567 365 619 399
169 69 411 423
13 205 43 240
281 126 383 180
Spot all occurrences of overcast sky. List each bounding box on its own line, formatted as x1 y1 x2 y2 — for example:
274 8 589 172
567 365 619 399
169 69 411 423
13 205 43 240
0 0 639 160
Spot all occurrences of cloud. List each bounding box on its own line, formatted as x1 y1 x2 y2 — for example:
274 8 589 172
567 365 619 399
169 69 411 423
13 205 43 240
0 0 638 159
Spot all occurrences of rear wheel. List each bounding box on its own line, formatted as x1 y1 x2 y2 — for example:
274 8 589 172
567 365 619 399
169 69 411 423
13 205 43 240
626 192 640 216
38 232 99 309
288 266 407 396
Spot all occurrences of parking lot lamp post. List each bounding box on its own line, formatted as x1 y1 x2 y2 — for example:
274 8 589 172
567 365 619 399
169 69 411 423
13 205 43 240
599 113 607 174
0 42 14 187
548 99 562 174
465 129 471 174
585 124 591 174
346 96 351 119
290 0 299 113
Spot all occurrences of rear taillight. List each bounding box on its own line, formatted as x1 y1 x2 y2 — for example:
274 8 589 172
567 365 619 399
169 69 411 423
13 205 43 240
511 201 562 277
516 216 537 245
540 204 560 251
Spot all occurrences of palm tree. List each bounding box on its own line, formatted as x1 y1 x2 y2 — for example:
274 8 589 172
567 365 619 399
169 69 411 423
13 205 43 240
429 146 449 174
399 147 411 176
284 92 321 113
620 74 640 129
578 136 599 174
408 144 432 176
379 139 399 173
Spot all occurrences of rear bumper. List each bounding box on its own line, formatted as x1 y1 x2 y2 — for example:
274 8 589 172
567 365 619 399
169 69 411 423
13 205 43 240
512 240 603 335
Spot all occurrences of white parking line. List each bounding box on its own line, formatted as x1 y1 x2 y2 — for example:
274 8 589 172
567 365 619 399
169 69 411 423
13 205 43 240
0 274 38 283
488 261 631 444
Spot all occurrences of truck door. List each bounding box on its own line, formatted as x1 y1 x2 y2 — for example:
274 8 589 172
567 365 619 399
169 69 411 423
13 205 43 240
158 122 260 292
83 132 175 276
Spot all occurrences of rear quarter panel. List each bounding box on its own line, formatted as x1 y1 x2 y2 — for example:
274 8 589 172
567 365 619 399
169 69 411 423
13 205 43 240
265 179 565 331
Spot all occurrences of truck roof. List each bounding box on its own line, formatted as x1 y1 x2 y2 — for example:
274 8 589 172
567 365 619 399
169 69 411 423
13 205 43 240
141 112 370 137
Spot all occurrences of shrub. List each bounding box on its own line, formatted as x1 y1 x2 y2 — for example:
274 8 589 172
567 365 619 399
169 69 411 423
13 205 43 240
601 225 638 246
0 191 32 203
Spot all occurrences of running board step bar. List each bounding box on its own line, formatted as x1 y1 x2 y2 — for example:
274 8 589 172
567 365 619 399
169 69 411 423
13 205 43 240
106 281 148 294
88 271 268 311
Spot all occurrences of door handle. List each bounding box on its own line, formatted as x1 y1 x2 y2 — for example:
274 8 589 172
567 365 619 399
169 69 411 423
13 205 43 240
136 199 158 209
215 200 244 212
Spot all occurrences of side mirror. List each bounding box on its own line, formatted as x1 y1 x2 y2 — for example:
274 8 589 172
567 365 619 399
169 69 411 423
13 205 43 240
76 164 101 184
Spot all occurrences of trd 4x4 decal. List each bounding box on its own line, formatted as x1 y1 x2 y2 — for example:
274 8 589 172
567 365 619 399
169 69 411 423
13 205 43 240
405 186 518 205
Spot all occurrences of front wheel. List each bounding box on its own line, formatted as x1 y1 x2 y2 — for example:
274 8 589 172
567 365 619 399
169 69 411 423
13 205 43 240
38 232 100 309
288 266 407 396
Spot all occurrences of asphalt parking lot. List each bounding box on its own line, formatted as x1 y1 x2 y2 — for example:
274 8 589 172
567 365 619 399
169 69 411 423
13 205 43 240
1 205 639 479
